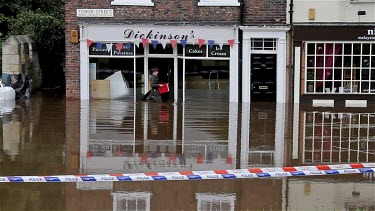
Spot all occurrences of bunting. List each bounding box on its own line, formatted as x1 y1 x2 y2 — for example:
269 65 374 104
125 42 132 50
208 40 215 49
170 39 178 48
87 39 93 47
151 40 158 49
116 43 123 52
180 40 187 47
198 39 205 48
217 40 225 50
228 39 235 48
96 42 103 49
141 38 149 47
133 40 140 48
105 43 112 52
160 40 168 49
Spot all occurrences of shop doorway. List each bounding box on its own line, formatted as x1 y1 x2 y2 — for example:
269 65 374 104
251 54 277 102
148 58 174 101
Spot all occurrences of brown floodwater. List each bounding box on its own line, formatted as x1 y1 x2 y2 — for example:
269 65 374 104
1 93 375 210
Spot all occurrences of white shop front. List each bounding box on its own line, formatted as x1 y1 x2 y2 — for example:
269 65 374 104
79 24 239 102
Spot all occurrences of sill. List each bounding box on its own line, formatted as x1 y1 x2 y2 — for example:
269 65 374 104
111 1 154 6
198 2 240 6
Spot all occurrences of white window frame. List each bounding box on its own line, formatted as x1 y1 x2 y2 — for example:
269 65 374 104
304 42 375 94
198 0 240 7
196 193 236 211
112 191 152 211
111 0 154 6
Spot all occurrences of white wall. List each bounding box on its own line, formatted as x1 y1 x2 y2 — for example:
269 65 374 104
294 0 375 23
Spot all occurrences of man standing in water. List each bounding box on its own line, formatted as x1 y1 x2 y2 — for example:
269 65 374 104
148 68 163 103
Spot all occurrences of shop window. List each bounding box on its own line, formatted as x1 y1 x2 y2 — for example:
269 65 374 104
251 38 277 51
198 0 240 6
304 42 375 94
111 0 154 6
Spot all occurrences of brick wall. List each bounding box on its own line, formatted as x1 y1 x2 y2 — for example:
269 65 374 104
243 0 287 25
65 0 286 98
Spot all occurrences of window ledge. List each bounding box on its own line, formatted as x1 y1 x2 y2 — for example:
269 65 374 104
111 1 154 6
198 2 240 6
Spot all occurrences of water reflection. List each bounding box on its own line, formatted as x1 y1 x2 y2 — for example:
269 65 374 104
1 97 375 210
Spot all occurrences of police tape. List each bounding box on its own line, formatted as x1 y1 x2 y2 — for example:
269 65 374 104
1 168 374 183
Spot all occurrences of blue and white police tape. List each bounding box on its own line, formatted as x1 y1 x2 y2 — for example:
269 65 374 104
1 168 374 183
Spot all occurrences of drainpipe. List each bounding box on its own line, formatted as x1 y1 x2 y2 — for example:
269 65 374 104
288 0 294 103
238 0 244 102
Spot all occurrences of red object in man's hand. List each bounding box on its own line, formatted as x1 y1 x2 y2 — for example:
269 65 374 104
158 83 169 94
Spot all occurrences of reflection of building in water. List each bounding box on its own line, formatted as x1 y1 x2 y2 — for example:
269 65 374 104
288 178 375 210
196 193 236 211
240 103 286 168
300 112 375 164
112 192 152 211
81 102 238 173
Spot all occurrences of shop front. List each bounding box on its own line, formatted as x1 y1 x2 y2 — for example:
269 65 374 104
293 25 375 107
79 24 239 102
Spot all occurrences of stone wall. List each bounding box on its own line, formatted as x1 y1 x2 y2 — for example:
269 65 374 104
1 35 42 88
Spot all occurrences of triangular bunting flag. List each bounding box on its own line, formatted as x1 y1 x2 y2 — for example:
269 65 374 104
151 40 158 49
96 42 103 49
191 39 196 46
87 39 93 47
170 39 178 48
228 39 235 48
180 40 187 47
217 40 225 50
142 38 149 47
160 40 168 49
125 42 132 50
208 40 215 49
105 43 112 52
134 40 140 48
116 43 123 52
198 39 205 48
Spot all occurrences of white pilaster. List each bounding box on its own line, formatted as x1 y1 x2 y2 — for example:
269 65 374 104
277 37 287 103
275 103 286 166
79 25 90 100
242 38 251 103
228 103 239 168
230 28 239 102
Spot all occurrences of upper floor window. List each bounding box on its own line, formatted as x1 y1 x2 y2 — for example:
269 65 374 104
111 0 154 6
198 0 240 7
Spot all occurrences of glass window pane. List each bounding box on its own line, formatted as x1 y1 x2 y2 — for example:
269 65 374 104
317 44 324 54
316 56 324 67
371 56 375 68
344 56 352 67
362 69 370 80
334 56 342 67
371 82 375 93
371 68 375 80
307 69 315 80
363 44 370 55
353 56 360 67
307 56 315 67
334 43 343 55
307 43 315 54
361 81 370 93
362 56 370 67
353 44 361 55
372 44 375 55
344 44 352 55
334 69 342 80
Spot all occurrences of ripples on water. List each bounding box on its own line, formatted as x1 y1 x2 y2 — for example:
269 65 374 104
1 95 375 210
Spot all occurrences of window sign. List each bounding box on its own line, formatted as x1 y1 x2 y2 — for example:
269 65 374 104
89 43 111 56
112 43 134 56
185 45 206 57
208 45 230 57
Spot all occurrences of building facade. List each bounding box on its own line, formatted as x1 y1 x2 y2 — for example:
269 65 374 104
65 0 288 103
292 0 375 107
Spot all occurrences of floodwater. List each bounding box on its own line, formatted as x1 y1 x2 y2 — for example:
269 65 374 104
1 93 375 210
